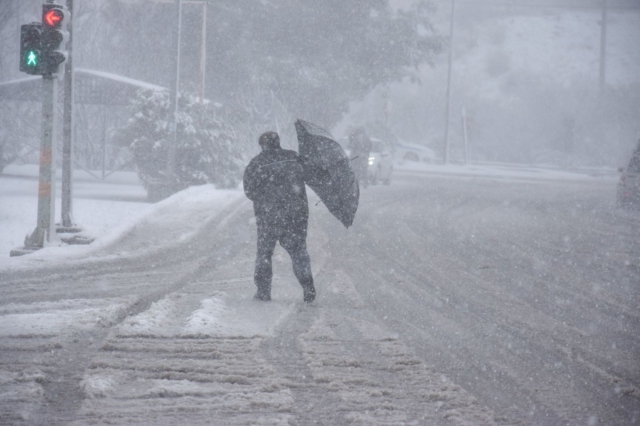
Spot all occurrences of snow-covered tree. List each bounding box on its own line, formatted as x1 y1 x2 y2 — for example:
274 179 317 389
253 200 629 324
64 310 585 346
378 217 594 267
95 0 442 130
114 89 243 200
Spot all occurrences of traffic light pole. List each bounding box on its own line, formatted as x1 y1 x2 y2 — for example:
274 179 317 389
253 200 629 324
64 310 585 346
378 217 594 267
61 0 74 228
11 1 74 256
24 76 58 250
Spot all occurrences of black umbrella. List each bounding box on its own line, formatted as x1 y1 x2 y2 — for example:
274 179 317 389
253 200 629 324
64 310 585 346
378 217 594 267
295 119 359 228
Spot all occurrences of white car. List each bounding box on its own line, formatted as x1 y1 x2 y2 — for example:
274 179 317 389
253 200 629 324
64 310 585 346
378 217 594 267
339 137 394 186
367 138 394 185
394 140 437 163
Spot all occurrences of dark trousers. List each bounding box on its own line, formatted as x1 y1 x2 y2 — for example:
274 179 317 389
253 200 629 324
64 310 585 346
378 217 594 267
254 221 313 294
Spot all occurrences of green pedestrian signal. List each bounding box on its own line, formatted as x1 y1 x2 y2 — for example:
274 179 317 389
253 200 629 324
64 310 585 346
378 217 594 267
20 23 43 75
27 51 39 66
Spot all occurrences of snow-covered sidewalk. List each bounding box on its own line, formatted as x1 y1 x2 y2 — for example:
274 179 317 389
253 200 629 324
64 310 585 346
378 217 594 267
0 165 244 269
394 159 619 183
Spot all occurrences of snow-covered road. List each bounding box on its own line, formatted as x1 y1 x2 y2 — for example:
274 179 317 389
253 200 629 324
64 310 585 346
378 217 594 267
324 176 640 425
1 173 638 425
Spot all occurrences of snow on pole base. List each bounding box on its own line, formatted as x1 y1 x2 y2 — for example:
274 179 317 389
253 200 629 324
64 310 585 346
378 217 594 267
56 224 83 234
58 234 95 245
9 226 95 257
56 224 95 245
9 247 40 257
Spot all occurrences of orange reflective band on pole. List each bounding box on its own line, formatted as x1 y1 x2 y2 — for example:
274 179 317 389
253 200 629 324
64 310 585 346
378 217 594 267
38 181 51 197
40 148 52 165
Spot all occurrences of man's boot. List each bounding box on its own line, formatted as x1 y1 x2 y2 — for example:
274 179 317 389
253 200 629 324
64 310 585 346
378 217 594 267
254 286 271 301
303 284 316 303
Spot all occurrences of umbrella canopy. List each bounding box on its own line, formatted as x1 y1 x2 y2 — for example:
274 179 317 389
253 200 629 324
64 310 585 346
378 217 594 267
295 119 359 228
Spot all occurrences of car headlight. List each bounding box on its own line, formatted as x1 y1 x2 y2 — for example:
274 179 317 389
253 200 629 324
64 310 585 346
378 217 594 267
368 157 375 166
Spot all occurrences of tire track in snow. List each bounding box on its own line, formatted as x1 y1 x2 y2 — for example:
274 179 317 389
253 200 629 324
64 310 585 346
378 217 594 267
60 201 314 425
68 257 300 424
262 304 350 426
0 200 254 425
331 178 640 425
262 256 499 425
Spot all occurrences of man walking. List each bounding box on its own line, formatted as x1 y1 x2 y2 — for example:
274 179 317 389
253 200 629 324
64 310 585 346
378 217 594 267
243 131 316 303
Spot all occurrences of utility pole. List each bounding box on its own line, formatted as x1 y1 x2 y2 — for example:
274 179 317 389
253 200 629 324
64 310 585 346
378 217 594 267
461 106 469 165
599 0 608 93
61 0 74 228
166 0 182 182
199 1 207 107
443 0 456 164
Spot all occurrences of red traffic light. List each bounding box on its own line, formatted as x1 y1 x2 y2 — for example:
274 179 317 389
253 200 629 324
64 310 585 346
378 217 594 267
44 9 63 27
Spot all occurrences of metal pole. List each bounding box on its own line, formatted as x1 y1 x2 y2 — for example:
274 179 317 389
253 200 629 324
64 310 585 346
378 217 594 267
25 76 58 249
167 0 182 181
461 106 469 164
199 1 207 106
599 0 607 93
443 0 455 164
101 113 107 179
61 0 74 227
15 0 21 41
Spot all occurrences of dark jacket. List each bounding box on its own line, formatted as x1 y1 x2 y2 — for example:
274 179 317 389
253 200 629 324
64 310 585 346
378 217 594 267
243 146 309 231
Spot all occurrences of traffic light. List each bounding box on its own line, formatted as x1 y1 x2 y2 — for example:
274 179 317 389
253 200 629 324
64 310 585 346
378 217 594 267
41 3 69 76
20 23 43 75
